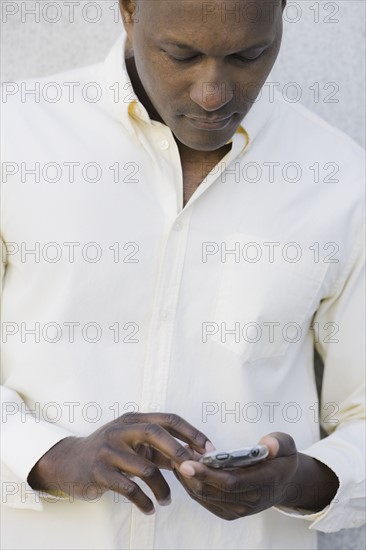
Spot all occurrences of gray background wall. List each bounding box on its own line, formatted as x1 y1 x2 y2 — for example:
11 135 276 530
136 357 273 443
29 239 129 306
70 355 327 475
1 1 365 548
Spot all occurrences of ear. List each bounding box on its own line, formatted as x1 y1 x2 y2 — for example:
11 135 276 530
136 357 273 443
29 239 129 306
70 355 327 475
119 0 138 34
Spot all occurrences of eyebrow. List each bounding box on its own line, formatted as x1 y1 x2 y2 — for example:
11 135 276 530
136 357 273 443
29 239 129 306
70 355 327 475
160 39 272 53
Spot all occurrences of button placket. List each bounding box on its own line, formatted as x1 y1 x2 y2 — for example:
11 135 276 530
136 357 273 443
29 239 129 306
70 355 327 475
139 211 192 414
143 127 182 216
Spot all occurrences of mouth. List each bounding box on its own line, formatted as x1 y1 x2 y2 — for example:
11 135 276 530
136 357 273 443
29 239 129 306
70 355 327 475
185 114 235 131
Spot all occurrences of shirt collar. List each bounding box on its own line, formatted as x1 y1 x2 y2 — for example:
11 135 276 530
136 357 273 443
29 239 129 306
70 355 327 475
101 31 274 157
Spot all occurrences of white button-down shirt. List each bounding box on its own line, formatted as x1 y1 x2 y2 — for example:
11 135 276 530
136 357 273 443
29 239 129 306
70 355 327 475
1 31 365 550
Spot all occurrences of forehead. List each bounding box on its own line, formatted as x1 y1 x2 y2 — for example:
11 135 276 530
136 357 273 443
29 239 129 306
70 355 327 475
139 0 281 47
138 0 282 39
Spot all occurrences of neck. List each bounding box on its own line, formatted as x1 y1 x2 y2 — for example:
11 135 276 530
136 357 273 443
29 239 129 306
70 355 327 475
175 140 232 166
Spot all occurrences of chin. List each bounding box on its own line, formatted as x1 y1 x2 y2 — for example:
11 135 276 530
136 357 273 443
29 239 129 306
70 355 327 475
177 132 233 152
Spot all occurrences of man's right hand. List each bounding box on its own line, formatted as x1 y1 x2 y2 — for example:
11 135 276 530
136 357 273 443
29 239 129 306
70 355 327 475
27 412 213 514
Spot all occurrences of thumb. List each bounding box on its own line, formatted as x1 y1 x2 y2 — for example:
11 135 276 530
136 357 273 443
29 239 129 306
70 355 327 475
258 432 297 459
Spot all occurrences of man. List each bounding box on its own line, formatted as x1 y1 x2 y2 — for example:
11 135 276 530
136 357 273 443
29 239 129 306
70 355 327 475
1 0 364 549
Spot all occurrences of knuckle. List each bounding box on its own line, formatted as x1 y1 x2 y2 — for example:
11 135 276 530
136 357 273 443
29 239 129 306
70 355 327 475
226 475 240 493
104 427 122 448
91 463 108 487
124 482 140 499
175 445 188 460
165 413 182 427
144 423 163 438
141 465 159 480
104 427 125 452
120 412 140 424
97 444 113 462
105 428 118 446
190 428 203 444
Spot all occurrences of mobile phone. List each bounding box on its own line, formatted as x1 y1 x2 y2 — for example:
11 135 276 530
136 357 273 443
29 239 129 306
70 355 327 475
199 445 269 469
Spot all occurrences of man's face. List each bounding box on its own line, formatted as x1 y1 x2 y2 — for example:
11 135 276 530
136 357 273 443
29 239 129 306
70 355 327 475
121 0 284 152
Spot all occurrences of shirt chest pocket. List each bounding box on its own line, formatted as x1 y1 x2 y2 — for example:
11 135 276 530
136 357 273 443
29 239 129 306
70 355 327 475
210 233 329 364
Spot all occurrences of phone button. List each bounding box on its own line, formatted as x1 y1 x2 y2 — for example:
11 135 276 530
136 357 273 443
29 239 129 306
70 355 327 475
216 453 230 461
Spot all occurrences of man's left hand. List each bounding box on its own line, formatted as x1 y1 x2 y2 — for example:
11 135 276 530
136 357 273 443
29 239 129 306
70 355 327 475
173 432 339 520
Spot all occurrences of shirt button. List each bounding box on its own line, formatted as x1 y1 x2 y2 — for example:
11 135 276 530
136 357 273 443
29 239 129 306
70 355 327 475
173 221 182 232
159 140 170 150
160 310 169 321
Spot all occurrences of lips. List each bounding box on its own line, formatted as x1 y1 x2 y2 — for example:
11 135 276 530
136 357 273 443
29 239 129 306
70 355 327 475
185 115 234 131
189 116 232 123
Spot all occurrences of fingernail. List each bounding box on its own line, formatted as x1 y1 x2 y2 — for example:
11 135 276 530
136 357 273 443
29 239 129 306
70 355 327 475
271 438 279 455
158 496 171 506
145 508 155 515
179 463 196 477
205 441 216 452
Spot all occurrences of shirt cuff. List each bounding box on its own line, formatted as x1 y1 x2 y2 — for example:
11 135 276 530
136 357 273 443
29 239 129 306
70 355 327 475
1 412 73 510
273 431 365 532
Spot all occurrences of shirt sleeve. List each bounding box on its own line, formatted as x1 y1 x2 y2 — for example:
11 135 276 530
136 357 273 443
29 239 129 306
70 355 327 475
0 238 74 510
274 229 365 532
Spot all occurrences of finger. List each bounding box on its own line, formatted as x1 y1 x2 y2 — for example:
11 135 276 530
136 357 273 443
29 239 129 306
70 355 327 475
122 412 215 454
121 422 204 465
100 469 155 515
178 460 236 487
258 436 279 458
173 469 250 519
178 459 276 492
110 451 171 505
135 443 174 470
190 449 203 461
258 432 297 459
183 444 207 461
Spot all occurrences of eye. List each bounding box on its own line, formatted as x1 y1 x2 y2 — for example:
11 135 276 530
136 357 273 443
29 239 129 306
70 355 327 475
162 48 267 65
232 50 266 63
169 55 200 64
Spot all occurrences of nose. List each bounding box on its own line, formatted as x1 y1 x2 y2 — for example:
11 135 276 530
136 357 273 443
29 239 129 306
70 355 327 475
189 61 234 112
